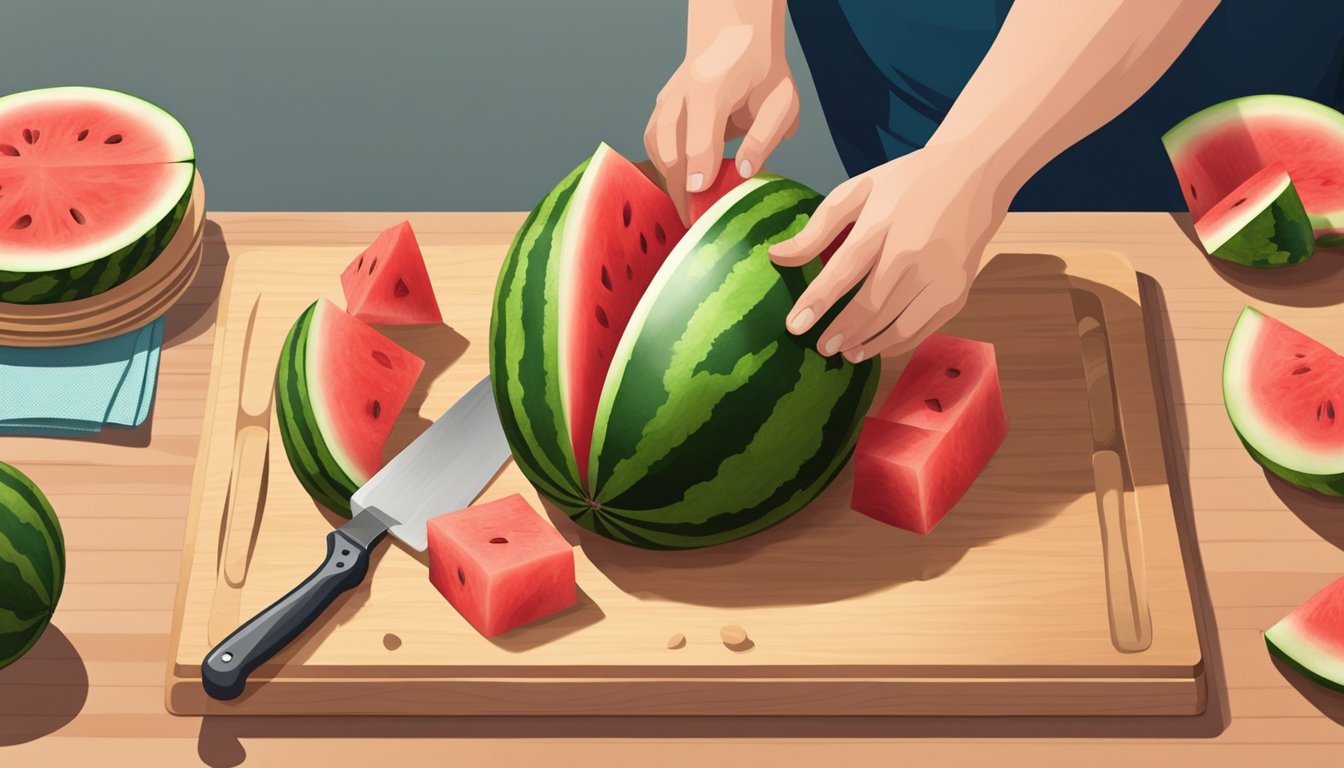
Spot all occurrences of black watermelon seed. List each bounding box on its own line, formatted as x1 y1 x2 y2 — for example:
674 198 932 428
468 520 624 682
1230 198 1247 208
393 278 409 297
654 222 666 245
1293 367 1311 375
371 350 392 368
370 400 382 418
639 233 648 254
925 398 943 412
104 134 123 145
600 265 613 290
595 305 609 328
77 129 89 142
12 214 31 230
69 208 85 225
945 368 961 378
0 144 19 157
622 201 632 227
489 537 508 544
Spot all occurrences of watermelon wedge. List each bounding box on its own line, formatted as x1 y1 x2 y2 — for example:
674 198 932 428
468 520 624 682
1223 306 1344 496
1192 164 1315 268
852 334 1008 534
1266 575 1344 693
689 159 748 223
0 87 194 304
1163 95 1344 248
340 220 442 325
275 299 426 516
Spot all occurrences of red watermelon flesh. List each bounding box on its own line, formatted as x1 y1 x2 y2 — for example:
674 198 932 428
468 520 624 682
1163 95 1344 245
427 494 576 637
1265 575 1344 692
689 159 748 223
559 144 687 484
852 334 1008 534
308 299 425 482
0 87 194 273
340 220 442 325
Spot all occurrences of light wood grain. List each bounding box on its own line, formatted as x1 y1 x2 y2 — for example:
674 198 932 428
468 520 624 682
1 212 1341 764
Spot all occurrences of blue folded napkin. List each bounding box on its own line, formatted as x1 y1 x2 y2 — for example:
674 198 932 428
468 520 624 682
0 318 164 436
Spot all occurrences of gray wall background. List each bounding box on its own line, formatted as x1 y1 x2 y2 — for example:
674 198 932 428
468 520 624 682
4 1 847 211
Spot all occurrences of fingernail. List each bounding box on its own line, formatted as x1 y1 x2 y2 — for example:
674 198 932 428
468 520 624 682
787 307 815 334
687 172 705 192
847 349 865 363
823 334 844 355
738 160 753 178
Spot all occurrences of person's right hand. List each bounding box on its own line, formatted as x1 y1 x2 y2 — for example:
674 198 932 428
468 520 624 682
644 0 799 222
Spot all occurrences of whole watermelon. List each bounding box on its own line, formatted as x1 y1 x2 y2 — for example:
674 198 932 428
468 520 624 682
490 144 878 550
0 461 65 669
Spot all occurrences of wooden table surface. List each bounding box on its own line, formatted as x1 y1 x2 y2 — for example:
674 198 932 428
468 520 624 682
2 212 1342 766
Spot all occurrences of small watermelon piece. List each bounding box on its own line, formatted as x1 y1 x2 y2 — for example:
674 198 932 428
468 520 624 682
852 334 1008 533
275 299 426 516
1192 164 1315 268
0 461 64 670
1223 306 1344 495
0 86 195 304
427 494 576 637
1265 575 1344 693
1163 95 1344 248
340 220 442 325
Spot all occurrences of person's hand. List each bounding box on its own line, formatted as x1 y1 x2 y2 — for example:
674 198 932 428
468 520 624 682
644 0 798 222
768 142 1010 362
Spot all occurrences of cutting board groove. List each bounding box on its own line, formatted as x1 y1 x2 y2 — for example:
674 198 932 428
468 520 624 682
166 244 1204 716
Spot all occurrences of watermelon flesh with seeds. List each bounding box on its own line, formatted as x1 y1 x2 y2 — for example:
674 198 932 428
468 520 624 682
0 87 194 304
852 334 1008 534
427 494 576 637
275 299 425 516
491 143 879 549
1192 164 1315 268
1223 306 1344 495
1163 94 1344 248
1266 575 1344 693
340 220 442 325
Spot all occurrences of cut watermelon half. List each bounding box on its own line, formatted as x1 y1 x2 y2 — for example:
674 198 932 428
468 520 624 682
1266 575 1344 693
275 299 426 516
1163 95 1344 248
0 87 194 303
1192 164 1315 268
340 220 442 325
852 334 1008 534
1223 306 1344 495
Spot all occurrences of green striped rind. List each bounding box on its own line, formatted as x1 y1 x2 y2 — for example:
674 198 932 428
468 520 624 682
0 462 64 669
1264 578 1344 693
587 175 879 549
275 302 360 517
1206 181 1315 268
0 177 193 304
488 160 589 507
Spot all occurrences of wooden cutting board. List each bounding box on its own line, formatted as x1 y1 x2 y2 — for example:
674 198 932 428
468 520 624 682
166 241 1204 717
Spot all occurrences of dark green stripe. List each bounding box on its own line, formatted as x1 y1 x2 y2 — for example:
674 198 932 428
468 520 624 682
0 552 48 619
0 465 63 555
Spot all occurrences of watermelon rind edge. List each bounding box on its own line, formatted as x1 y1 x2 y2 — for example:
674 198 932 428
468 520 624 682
1265 616 1344 694
1200 172 1315 268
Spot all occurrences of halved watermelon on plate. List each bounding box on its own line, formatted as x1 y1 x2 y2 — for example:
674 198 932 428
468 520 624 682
275 299 426 516
0 87 195 304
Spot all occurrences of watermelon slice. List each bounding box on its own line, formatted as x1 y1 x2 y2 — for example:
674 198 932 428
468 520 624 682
1192 164 1315 268
689 159 748 223
1223 306 1344 496
1266 575 1344 693
557 143 689 484
340 220 442 325
275 299 426 516
852 334 1008 533
1163 95 1344 248
0 87 194 304
427 494 576 637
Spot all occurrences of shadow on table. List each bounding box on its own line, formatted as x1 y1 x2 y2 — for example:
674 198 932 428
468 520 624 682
1264 468 1344 549
0 625 89 746
1169 213 1344 308
165 218 233 350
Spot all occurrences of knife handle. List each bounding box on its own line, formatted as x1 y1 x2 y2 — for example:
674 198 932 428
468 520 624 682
201 524 383 700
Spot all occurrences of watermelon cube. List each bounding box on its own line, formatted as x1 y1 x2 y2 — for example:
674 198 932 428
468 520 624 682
340 220 443 325
852 334 1008 534
427 494 575 637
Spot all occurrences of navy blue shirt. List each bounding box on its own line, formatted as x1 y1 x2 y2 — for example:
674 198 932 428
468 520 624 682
789 0 1344 210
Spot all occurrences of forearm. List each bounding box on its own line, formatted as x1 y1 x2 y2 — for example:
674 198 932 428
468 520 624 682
686 0 786 59
930 0 1218 201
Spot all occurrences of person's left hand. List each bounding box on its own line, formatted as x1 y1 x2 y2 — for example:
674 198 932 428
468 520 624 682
768 141 1011 362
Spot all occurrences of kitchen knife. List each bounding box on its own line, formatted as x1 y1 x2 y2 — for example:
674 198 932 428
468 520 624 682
201 375 510 700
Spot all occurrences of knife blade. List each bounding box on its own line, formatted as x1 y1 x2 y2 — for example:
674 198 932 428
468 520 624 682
201 375 510 700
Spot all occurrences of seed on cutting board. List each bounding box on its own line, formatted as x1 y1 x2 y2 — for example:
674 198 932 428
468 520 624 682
720 625 749 648
667 633 686 650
